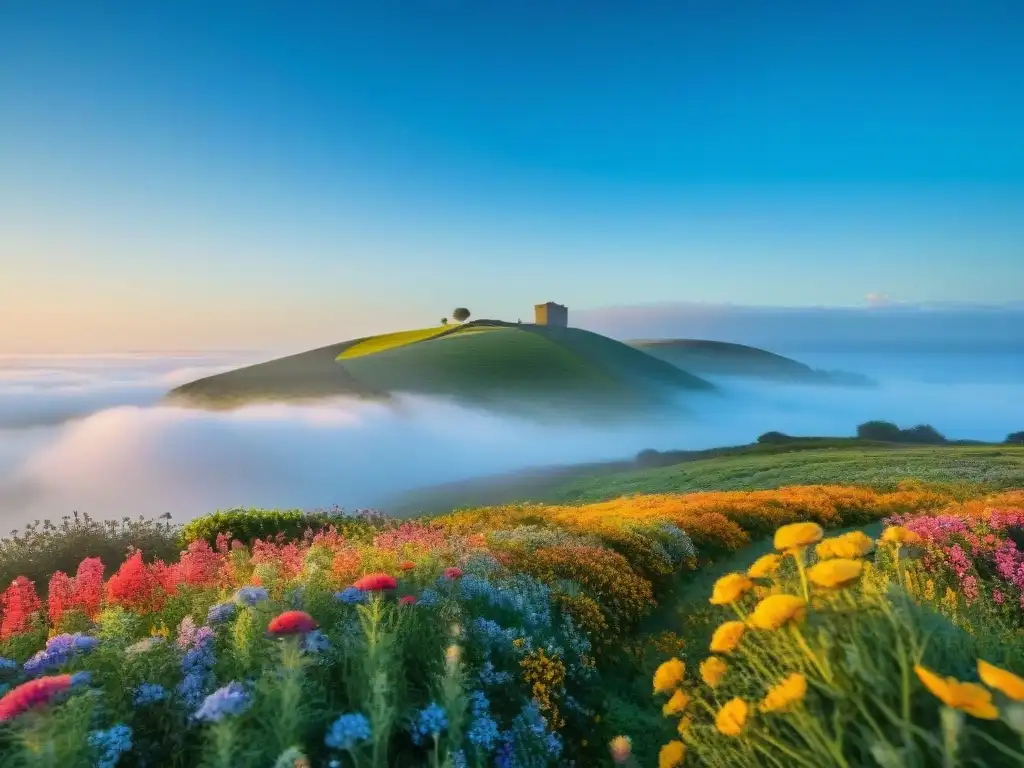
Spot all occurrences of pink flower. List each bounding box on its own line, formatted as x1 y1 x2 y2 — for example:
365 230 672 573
399 595 417 606
443 567 463 580
0 675 73 720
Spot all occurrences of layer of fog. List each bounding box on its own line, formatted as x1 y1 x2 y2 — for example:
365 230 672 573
1 349 1022 530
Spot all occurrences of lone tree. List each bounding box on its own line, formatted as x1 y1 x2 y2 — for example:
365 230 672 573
1007 431 1024 445
856 420 902 442
452 307 471 323
440 318 449 326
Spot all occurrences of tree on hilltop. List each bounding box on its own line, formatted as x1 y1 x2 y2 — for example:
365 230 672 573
452 308 471 323
1007 431 1024 445
856 420 902 441
440 318 449 326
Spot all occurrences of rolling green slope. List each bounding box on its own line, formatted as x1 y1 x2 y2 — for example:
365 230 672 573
630 339 872 385
165 321 716 416
391 444 1024 514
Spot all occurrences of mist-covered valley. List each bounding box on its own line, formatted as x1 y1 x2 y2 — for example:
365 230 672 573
1 342 1022 530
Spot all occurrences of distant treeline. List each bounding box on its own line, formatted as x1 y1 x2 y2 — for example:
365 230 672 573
759 421 1024 446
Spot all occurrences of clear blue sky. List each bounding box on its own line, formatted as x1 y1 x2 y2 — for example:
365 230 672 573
1 1 1022 351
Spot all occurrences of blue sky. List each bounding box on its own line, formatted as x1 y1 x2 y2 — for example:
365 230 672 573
1 1 1023 351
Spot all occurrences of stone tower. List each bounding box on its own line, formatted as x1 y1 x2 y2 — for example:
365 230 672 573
534 302 568 327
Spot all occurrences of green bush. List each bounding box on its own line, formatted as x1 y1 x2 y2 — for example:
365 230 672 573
179 507 378 548
0 512 180 591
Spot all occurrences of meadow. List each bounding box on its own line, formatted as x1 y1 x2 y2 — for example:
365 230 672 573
0 480 1022 765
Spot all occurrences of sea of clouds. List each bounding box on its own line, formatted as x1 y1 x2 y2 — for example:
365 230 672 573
0 341 1022 530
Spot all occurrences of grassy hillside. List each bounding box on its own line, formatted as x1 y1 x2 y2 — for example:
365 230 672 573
630 338 873 385
391 443 1024 514
166 320 715 418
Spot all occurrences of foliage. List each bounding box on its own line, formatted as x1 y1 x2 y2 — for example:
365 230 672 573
452 308 471 322
756 431 792 444
857 420 947 444
178 507 378 549
1007 431 1024 445
0 513 179 594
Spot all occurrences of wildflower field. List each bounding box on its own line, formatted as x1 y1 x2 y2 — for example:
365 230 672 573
0 484 1022 766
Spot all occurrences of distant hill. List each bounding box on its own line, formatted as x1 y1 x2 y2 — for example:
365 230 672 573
166 320 716 420
628 339 873 385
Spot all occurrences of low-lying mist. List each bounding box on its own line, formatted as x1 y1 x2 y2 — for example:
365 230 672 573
1 350 1022 530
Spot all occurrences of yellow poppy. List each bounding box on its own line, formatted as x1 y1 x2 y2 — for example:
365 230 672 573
715 697 749 736
709 572 754 605
677 715 692 737
662 688 690 716
880 526 923 547
817 531 875 560
709 621 746 653
748 594 807 631
747 553 782 578
915 665 999 720
773 522 824 552
659 740 686 768
978 659 1024 702
700 656 728 688
760 672 808 712
653 658 686 694
808 558 864 589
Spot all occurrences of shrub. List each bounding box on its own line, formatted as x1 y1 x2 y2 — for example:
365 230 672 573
756 431 792 444
1006 431 1024 445
856 420 902 441
900 423 947 444
452 307 471 322
178 507 378 548
0 513 179 592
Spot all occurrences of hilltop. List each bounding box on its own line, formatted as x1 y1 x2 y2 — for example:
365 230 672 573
165 320 716 420
629 338 874 385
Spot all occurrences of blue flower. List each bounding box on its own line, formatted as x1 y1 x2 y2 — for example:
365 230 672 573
478 660 512 686
411 702 448 745
194 682 251 722
0 656 16 670
417 588 440 607
87 723 132 768
451 749 468 768
324 712 372 750
302 629 331 654
177 628 216 708
234 586 269 606
206 601 236 626
466 691 499 751
22 633 98 676
335 586 367 605
133 683 167 706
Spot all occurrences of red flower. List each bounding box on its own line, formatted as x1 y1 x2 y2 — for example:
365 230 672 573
399 595 417 605
267 610 318 636
71 558 104 618
0 675 72 721
399 560 416 571
352 573 398 591
105 551 161 611
0 576 42 640
443 567 463 580
47 571 74 628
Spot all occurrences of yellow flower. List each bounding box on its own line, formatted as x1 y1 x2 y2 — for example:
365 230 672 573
760 672 808 713
659 740 686 768
715 698 749 736
880 526 923 547
662 688 690 716
747 553 782 578
709 572 754 605
816 531 875 560
608 735 632 764
653 657 686 694
808 558 864 589
709 621 746 653
700 656 728 688
677 715 692 737
748 594 807 631
915 665 999 719
773 522 824 552
978 659 1024 702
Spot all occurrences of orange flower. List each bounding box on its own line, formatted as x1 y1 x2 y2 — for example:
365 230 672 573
977 659 1024 702
715 698 749 736
608 735 632 764
653 658 686 694
915 665 999 719
748 594 806 631
816 531 874 560
398 560 416 571
709 573 754 605
880 526 923 547
700 656 728 688
807 558 863 589
709 621 746 653
658 740 686 768
662 689 690 716
352 573 398 591
267 610 318 636
760 672 807 713
773 522 824 552
747 554 782 579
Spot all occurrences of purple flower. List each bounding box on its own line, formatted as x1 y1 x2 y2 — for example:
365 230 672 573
234 586 269 606
194 682 251 722
207 602 236 626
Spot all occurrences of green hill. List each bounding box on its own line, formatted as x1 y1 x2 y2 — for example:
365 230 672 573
165 320 715 419
629 338 873 384
390 442 1024 514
